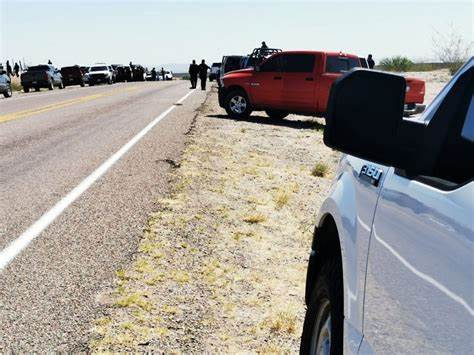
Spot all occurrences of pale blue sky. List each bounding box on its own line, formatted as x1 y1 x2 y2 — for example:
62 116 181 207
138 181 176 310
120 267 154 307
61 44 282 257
1 0 472 70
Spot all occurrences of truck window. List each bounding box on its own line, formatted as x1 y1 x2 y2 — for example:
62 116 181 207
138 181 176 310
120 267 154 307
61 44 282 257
326 56 360 73
28 65 50 71
461 93 474 142
281 54 315 73
260 55 282 72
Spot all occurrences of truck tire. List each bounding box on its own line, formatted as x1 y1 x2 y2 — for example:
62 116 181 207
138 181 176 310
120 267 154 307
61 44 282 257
300 258 343 355
3 84 12 98
80 81 85 87
89 82 94 87
225 89 252 119
48 80 54 90
265 110 289 120
23 87 30 93
35 87 40 92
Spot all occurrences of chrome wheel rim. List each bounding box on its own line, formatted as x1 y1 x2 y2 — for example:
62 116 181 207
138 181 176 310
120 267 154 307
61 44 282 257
229 95 247 114
310 299 331 355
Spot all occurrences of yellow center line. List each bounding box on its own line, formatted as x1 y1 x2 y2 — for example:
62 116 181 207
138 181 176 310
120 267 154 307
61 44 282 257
0 86 138 124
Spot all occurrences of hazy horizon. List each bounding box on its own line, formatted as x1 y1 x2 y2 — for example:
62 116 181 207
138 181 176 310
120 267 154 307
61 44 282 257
1 0 472 70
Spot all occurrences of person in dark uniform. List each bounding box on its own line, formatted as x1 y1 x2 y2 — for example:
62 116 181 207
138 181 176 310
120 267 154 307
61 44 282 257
14 62 20 77
261 41 268 49
367 54 375 69
151 67 157 81
6 60 13 77
161 67 165 81
48 59 52 65
188 60 199 89
198 60 210 90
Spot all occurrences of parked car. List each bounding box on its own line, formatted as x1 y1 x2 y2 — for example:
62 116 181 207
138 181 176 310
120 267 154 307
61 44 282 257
219 55 245 85
300 60 473 354
218 51 425 119
20 64 64 92
209 62 221 81
60 65 86 87
0 70 12 98
159 70 173 81
88 64 113 85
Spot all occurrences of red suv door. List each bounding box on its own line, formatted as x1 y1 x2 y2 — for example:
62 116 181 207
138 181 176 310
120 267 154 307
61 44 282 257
280 53 316 111
249 54 284 108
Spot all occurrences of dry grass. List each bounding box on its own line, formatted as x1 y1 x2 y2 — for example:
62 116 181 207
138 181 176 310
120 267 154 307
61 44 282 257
89 87 336 352
311 162 329 177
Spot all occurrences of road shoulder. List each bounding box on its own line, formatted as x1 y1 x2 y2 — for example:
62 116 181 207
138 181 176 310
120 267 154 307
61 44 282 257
89 86 338 352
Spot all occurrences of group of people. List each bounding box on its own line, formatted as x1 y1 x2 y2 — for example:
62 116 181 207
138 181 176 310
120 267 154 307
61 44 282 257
149 66 167 81
4 60 23 77
188 59 210 90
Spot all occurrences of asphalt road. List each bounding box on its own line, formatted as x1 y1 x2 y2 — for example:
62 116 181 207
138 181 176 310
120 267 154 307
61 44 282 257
0 81 206 351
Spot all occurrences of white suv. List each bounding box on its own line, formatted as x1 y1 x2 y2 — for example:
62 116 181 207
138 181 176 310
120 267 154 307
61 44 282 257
88 63 113 86
301 58 473 354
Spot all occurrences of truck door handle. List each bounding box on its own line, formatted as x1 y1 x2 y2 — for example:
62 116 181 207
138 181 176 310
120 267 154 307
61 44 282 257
273 76 282 80
305 77 314 81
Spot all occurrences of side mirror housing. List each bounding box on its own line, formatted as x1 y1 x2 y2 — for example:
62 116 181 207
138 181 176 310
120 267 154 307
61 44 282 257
324 69 423 171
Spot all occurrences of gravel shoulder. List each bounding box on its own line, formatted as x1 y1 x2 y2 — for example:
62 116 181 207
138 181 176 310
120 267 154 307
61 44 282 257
89 71 449 352
89 86 337 352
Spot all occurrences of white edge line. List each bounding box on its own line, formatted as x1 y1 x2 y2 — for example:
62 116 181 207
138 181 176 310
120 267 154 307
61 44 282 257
373 227 474 316
0 89 196 271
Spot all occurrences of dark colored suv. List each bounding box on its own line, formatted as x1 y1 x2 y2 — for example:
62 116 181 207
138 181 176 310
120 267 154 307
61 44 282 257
60 65 86 87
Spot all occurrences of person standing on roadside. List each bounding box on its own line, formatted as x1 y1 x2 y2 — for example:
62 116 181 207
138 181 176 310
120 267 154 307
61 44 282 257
161 67 165 81
14 62 20 77
151 67 157 81
188 60 199 89
198 59 210 91
367 54 375 69
48 59 52 65
6 60 13 77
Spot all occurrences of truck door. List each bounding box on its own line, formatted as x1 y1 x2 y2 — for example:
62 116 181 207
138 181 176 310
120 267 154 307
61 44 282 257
362 72 474 353
249 54 283 108
280 53 316 111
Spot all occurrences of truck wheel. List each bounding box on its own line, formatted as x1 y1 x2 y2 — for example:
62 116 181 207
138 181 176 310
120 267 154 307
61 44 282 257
265 110 289 120
225 89 252 119
35 87 40 92
48 80 54 90
300 259 343 355
89 82 94 87
80 81 85 87
23 87 30 93
4 84 12 98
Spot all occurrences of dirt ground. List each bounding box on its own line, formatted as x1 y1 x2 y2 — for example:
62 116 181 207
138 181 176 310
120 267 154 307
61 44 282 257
88 70 449 353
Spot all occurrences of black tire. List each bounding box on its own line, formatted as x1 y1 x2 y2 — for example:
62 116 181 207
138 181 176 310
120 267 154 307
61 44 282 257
3 84 12 98
35 87 40 92
300 258 343 355
224 89 252 119
48 80 54 90
265 109 289 120
23 86 30 93
89 82 94 86
80 81 85 87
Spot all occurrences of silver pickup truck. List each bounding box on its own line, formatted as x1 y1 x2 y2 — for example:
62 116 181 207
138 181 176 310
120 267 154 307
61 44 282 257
301 58 473 354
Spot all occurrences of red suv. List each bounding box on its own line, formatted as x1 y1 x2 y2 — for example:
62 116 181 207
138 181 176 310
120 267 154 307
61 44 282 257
218 51 425 119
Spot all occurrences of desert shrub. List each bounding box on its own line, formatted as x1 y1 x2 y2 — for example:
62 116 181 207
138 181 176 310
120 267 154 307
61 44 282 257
311 163 328 177
379 56 414 72
181 75 190 80
432 24 472 75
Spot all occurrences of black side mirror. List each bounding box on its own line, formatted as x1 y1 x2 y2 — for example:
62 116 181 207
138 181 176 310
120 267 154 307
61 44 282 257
324 69 421 170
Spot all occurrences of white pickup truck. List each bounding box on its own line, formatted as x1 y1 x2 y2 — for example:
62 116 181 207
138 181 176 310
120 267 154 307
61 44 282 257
301 59 473 354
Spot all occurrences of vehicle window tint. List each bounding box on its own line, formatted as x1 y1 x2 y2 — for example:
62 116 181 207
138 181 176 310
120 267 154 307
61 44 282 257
28 65 50 71
90 66 108 71
260 55 282 72
326 56 361 73
461 94 474 142
281 54 315 73
224 57 243 73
